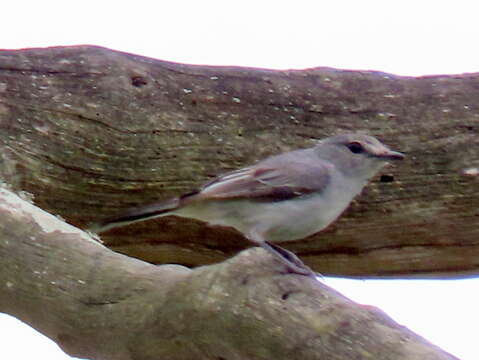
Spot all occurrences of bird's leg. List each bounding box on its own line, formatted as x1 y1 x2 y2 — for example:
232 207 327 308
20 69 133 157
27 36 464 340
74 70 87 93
261 241 315 277
246 229 315 276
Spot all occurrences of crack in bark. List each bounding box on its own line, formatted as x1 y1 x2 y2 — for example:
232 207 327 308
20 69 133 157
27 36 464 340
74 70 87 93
78 299 122 306
301 242 479 257
0 66 103 77
159 63 277 83
373 265 479 277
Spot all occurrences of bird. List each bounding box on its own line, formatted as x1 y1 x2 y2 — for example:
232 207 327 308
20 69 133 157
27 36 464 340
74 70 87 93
91 133 404 276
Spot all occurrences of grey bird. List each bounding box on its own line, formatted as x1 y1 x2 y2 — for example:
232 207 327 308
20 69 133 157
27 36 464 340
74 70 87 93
91 133 404 276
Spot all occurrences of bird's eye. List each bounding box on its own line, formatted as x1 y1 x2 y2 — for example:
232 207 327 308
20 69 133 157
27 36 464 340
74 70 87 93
347 142 364 154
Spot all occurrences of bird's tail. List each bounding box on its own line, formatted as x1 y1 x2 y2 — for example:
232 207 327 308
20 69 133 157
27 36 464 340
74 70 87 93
89 197 181 233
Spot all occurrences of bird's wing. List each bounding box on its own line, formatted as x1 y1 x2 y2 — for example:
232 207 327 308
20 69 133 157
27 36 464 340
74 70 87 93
194 153 332 201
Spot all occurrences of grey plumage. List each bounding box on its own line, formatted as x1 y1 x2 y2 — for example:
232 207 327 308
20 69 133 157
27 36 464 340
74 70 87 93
91 133 404 275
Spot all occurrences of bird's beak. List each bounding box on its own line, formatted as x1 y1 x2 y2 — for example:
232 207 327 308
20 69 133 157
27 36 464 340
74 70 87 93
377 149 405 160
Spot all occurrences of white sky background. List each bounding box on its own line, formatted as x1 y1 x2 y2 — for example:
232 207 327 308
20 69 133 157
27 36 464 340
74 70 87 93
1 1 478 359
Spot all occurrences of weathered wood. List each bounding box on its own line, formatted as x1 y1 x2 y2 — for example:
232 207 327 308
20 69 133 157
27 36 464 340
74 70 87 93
0 46 478 277
0 188 458 360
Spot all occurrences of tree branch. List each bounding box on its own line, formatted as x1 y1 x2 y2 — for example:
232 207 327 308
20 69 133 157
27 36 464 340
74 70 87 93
1 46 478 277
0 187 458 360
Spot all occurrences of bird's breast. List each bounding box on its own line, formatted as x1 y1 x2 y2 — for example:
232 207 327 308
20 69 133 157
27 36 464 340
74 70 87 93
263 177 364 242
175 174 364 243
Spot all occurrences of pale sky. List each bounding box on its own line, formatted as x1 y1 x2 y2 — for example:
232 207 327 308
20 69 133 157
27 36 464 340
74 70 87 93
1 1 478 359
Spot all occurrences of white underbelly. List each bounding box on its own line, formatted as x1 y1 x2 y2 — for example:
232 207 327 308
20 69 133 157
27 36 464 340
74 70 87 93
175 181 361 243
259 192 353 242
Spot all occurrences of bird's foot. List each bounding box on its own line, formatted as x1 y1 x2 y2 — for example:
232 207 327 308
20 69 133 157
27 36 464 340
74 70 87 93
261 241 316 277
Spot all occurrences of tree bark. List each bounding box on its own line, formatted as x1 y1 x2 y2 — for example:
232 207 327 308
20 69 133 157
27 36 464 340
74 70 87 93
0 45 478 278
0 187 458 360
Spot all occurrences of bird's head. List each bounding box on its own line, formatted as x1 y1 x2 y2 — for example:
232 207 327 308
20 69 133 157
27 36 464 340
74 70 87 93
315 133 404 180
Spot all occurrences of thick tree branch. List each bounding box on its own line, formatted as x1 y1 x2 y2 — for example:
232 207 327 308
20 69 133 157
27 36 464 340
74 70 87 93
0 188 458 360
0 46 478 278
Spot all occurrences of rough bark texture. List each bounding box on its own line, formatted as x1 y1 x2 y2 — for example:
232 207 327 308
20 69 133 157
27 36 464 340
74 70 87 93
0 187 458 360
0 46 478 279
